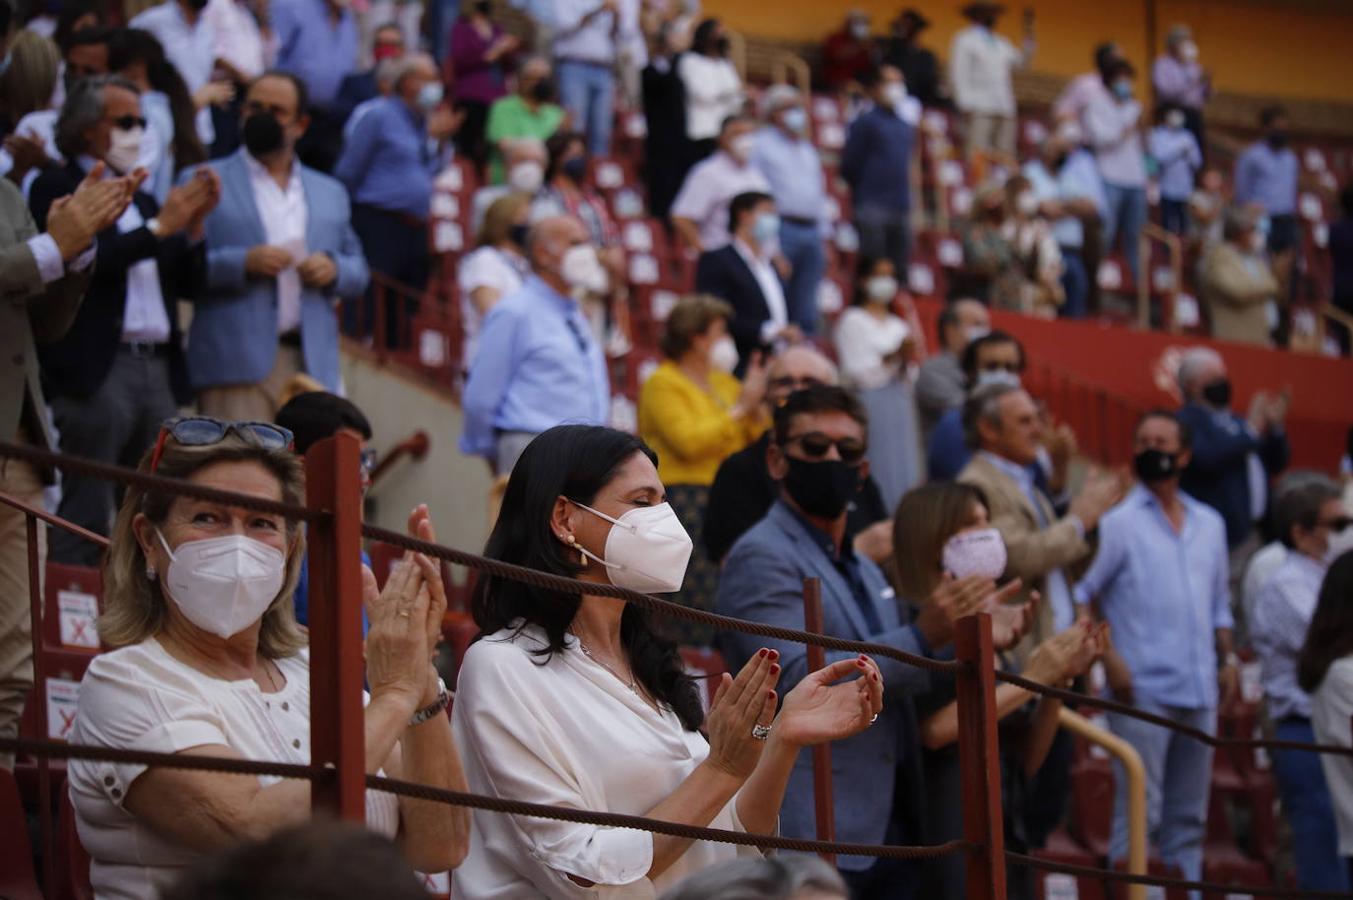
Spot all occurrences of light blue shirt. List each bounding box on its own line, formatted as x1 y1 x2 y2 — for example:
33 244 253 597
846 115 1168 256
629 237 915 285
1074 484 1234 709
129 2 213 91
1234 141 1299 216
1148 126 1202 201
459 275 610 458
1252 552 1326 721
979 451 1079 632
1023 154 1105 249
272 0 358 108
333 97 445 218
751 125 828 228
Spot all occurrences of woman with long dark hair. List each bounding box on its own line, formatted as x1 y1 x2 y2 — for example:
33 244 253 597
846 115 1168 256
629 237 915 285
451 424 885 898
1298 550 1353 872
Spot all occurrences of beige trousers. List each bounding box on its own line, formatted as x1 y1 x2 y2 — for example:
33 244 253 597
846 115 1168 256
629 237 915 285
965 112 1017 158
196 346 305 423
0 451 44 770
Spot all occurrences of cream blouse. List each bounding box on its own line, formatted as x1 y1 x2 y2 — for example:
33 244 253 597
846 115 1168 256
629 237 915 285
451 623 762 898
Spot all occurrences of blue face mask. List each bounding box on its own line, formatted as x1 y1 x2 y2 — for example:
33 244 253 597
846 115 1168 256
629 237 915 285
781 107 808 134
1112 80 1133 101
751 212 780 245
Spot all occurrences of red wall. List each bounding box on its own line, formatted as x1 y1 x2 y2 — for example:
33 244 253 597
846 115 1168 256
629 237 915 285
914 301 1353 472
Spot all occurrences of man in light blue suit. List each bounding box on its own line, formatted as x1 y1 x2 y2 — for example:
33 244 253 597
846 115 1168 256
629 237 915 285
187 70 368 421
716 385 981 899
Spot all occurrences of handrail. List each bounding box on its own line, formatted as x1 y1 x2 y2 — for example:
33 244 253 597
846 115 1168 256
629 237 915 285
0 489 110 549
1137 224 1183 332
1058 709 1147 900
368 430 431 486
769 50 811 95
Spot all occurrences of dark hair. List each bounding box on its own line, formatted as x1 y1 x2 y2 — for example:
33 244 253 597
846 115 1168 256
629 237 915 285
962 381 1021 449
275 392 373 455
64 24 112 53
728 190 773 233
718 112 752 137
937 303 960 340
1093 40 1118 72
107 28 205 169
55 74 140 161
1270 476 1342 550
471 425 704 731
772 384 868 446
160 820 429 900
858 64 897 90
691 17 721 55
1134 408 1192 450
960 329 1025 380
252 68 310 117
851 255 893 305
0 0 13 35
544 128 584 181
1155 101 1184 124
892 482 991 602
1296 551 1353 694
1260 105 1287 128
53 0 100 49
1101 58 1135 86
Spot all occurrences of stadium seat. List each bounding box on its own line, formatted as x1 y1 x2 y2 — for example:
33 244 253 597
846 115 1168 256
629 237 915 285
1031 828 1107 900
0 767 42 900
43 562 104 651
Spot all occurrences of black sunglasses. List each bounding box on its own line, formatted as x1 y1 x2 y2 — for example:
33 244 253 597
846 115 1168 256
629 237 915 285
110 114 148 131
1320 516 1353 532
782 432 867 465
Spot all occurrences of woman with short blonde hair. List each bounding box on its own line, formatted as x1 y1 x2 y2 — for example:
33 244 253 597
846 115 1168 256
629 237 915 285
459 191 531 366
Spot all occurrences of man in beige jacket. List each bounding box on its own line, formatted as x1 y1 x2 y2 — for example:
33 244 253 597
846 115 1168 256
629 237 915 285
0 153 136 768
1200 206 1281 346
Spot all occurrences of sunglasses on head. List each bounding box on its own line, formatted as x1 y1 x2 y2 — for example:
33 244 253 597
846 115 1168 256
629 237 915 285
111 114 148 131
782 432 867 465
1320 516 1353 532
149 417 294 473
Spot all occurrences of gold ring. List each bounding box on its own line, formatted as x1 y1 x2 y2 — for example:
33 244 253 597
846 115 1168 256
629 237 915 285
398 611 412 618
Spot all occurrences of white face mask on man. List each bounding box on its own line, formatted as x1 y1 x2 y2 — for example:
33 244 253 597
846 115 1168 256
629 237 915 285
155 530 287 639
561 243 610 295
105 125 144 175
566 499 693 594
508 160 545 194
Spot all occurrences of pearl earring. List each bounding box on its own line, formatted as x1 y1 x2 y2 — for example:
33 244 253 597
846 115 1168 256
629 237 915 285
565 534 585 566
146 565 157 581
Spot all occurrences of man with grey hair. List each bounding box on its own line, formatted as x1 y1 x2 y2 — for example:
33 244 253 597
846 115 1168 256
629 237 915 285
471 137 547 233
485 55 565 186
460 215 610 473
751 84 829 334
1175 345 1289 569
1199 205 1280 345
658 855 848 900
29 74 219 566
915 298 990 440
1252 474 1352 891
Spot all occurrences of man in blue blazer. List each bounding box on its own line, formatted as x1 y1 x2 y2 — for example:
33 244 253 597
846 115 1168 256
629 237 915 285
716 385 984 899
188 71 368 421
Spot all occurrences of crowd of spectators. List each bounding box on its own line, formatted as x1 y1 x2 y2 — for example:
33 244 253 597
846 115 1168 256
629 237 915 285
2 0 1353 898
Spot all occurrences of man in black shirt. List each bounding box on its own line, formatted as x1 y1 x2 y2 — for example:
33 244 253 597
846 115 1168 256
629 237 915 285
879 9 946 108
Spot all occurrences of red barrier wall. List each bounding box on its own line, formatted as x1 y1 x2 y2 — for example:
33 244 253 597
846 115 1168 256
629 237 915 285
914 301 1353 472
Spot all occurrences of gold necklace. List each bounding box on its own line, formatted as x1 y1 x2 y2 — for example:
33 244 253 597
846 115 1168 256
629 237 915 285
573 632 637 694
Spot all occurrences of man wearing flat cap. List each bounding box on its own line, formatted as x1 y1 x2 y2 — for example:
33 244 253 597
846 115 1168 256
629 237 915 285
949 2 1034 159
880 8 945 108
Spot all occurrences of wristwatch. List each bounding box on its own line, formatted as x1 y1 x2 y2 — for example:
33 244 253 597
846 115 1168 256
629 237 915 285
145 217 162 238
408 678 451 727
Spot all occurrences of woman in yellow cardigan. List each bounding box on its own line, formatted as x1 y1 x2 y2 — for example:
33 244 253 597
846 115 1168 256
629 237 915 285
638 295 768 644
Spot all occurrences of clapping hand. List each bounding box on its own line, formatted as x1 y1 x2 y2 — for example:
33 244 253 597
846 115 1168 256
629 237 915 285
989 585 1038 651
407 504 448 659
363 544 445 713
773 655 883 747
703 648 781 779
46 161 141 260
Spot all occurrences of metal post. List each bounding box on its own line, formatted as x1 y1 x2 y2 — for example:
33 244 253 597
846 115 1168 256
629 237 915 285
801 577 835 866
305 433 367 820
955 613 1006 900
27 514 55 893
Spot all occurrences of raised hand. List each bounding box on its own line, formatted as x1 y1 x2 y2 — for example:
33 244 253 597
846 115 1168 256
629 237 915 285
913 574 994 649
773 655 883 747
363 554 436 714
989 584 1038 651
703 648 781 780
47 163 133 260
406 504 448 658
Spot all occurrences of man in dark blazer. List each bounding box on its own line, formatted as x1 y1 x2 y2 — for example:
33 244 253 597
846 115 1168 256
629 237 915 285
30 75 220 565
694 190 800 373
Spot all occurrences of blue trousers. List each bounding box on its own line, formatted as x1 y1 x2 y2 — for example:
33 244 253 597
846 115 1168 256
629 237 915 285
557 59 614 157
778 219 826 335
1273 717 1351 891
1059 247 1088 318
1102 183 1147 287
1107 697 1215 895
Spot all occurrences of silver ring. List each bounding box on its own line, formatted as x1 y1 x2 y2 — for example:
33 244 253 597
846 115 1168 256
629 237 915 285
868 713 879 726
751 723 772 741
397 611 412 618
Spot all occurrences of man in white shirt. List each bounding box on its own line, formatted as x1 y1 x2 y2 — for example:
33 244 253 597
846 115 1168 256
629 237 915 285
129 0 226 146
670 114 770 254
203 0 269 87
694 190 798 374
948 1 1033 159
550 0 641 157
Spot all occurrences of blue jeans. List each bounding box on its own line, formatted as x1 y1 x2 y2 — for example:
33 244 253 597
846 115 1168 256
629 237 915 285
1161 197 1189 236
1273 718 1351 891
1102 183 1147 286
1107 697 1215 896
1059 247 1088 318
778 219 826 335
557 59 614 157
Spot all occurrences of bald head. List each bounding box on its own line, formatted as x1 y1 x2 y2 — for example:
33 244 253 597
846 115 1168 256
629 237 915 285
767 346 838 407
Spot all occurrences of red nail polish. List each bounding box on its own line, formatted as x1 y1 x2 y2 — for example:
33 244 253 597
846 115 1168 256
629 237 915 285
872 673 879 682
769 649 779 659
758 648 767 658
769 664 780 675
767 690 776 699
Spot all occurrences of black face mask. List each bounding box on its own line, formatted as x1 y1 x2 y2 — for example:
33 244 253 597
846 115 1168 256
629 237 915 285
530 79 555 103
242 112 285 156
185 0 209 11
508 223 529 248
560 155 587 183
1052 152 1069 170
473 0 491 12
1201 378 1232 408
1267 130 1289 149
1134 448 1180 484
780 456 863 520
715 35 731 56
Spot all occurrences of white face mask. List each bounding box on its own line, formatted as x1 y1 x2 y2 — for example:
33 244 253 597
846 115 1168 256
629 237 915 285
561 243 609 295
1016 191 1039 217
882 82 907 109
1324 522 1353 566
508 160 544 193
942 527 1008 582
1179 40 1199 62
781 107 808 134
963 324 991 344
865 275 897 303
728 133 755 163
106 125 144 175
975 368 1021 388
567 499 694 594
709 335 739 373
1165 110 1186 130
156 530 287 639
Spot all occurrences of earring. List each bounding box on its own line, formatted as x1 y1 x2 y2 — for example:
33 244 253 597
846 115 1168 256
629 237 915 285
146 565 157 581
565 534 585 566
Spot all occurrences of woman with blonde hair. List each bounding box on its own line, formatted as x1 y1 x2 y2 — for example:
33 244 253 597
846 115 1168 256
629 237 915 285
68 417 469 900
458 190 531 367
637 294 768 644
0 30 62 185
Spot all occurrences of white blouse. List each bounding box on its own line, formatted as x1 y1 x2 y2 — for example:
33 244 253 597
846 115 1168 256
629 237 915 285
68 639 399 900
451 624 761 898
1313 656 1353 855
834 307 911 391
457 245 528 367
677 53 743 142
